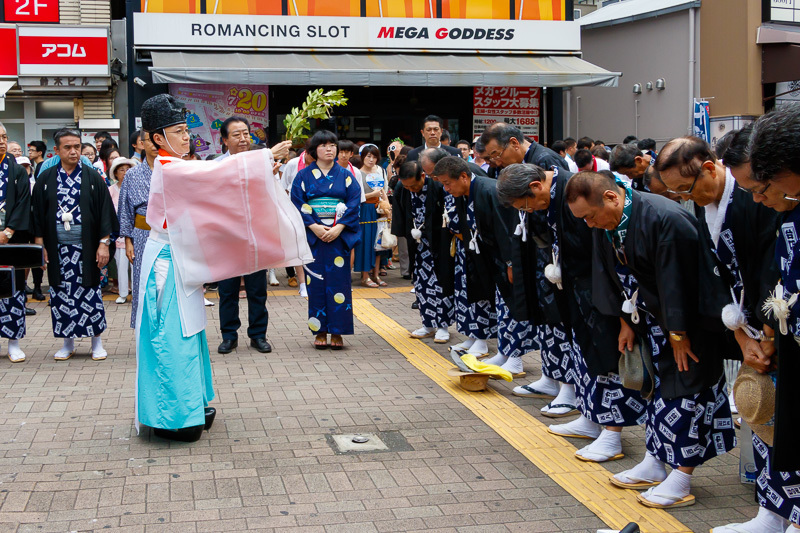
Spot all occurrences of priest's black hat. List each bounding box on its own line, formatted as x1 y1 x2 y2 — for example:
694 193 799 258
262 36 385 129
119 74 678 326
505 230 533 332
141 94 187 132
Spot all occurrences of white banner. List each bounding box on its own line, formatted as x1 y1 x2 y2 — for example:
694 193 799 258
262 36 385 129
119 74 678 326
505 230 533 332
133 13 580 52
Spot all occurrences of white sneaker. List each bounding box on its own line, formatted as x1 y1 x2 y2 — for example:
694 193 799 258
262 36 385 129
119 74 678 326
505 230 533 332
54 347 74 361
268 269 280 286
434 328 450 344
8 343 25 363
92 348 108 361
115 296 127 304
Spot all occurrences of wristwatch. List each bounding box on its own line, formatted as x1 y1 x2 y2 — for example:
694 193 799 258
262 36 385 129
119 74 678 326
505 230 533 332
2 229 12 240
99 238 111 246
669 332 686 342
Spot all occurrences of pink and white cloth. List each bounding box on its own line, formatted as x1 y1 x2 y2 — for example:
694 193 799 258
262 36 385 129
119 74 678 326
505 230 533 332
147 149 312 294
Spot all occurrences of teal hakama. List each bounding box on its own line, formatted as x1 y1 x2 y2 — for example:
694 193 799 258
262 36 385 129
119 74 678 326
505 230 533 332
136 244 214 431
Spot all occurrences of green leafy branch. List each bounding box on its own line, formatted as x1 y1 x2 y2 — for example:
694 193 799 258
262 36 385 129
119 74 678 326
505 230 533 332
283 89 348 143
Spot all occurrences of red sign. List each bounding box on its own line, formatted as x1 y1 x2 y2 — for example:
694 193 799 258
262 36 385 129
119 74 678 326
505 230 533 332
0 27 17 77
4 0 59 23
17 27 109 76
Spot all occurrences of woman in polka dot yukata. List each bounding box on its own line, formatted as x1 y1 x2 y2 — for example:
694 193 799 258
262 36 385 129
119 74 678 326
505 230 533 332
291 130 362 350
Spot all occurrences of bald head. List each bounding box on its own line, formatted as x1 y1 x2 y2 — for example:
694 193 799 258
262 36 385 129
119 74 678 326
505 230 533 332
654 136 716 179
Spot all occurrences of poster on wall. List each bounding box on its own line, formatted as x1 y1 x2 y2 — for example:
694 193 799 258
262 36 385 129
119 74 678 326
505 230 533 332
168 84 269 157
472 87 540 142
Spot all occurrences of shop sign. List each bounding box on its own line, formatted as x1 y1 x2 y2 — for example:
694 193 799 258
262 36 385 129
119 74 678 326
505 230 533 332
473 87 540 142
766 0 800 24
17 26 109 76
169 84 270 157
4 0 59 23
134 13 580 52
0 26 17 77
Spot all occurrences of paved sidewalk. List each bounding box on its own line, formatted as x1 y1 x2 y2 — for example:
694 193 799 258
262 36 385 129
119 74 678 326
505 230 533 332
0 270 757 532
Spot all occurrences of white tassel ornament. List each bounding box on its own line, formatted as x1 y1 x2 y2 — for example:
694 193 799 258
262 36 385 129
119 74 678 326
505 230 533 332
469 230 480 254
722 287 761 339
411 225 422 243
763 283 798 336
61 211 73 232
622 288 640 324
514 211 528 242
544 250 562 290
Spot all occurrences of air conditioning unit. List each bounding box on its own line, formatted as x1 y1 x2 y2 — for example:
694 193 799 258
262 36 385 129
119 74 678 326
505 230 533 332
574 9 581 19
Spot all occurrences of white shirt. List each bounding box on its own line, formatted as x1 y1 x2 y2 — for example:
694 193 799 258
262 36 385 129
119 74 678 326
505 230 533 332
281 156 301 192
595 158 610 172
565 154 579 173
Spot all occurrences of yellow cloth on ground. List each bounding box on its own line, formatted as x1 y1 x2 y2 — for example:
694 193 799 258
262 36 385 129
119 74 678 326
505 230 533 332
460 353 513 382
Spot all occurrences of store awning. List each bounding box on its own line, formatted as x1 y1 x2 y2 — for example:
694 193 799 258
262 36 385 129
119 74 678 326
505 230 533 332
149 52 621 88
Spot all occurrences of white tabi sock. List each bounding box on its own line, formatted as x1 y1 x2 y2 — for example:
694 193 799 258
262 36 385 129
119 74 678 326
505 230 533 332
549 414 602 438
500 356 523 374
451 338 475 351
615 452 667 485
7 340 25 362
576 429 623 461
299 283 308 298
712 507 788 533
550 383 576 407
787 524 800 533
482 353 508 367
54 338 75 360
524 375 560 396
640 469 691 506
467 339 489 355
91 336 107 360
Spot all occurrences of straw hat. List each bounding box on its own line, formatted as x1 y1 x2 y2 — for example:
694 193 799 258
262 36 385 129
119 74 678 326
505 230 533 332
733 365 775 445
447 367 490 392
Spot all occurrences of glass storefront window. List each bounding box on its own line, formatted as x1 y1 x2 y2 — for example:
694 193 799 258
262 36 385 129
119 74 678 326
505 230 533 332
0 101 25 120
35 101 74 119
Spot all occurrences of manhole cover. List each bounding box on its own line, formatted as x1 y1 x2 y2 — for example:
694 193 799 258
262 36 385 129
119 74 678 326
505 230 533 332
326 431 413 454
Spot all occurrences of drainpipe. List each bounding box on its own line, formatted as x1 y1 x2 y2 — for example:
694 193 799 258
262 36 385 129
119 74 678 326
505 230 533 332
565 89 572 138
688 7 696 134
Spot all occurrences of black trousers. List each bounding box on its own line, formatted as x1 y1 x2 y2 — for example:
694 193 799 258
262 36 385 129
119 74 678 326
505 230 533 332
218 270 269 341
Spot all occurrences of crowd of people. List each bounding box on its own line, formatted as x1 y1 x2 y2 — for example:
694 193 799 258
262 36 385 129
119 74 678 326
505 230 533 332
1 94 798 531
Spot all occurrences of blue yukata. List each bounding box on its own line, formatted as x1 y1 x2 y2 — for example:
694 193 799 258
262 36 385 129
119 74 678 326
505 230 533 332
616 264 735 467
495 288 535 359
411 183 453 328
447 192 497 340
0 156 25 340
764 205 800 522
117 161 152 328
50 165 107 338
291 162 361 336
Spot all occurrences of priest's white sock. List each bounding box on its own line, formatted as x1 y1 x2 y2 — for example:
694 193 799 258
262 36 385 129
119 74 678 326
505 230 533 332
91 336 107 360
615 452 667 484
549 415 602 438
525 375 560 396
299 283 308 297
54 338 75 360
482 353 508 366
576 429 623 461
640 469 691 506
500 356 523 374
467 339 489 355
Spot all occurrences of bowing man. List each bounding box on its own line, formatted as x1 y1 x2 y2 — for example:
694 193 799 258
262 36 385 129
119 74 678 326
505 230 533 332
709 124 800 533
291 130 361 351
421 148 496 357
0 121 32 362
32 128 118 362
566 171 735 509
432 156 527 373
391 160 454 343
497 164 647 462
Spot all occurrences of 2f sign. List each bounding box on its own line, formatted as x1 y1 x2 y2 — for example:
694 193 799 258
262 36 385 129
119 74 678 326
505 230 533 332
4 0 60 23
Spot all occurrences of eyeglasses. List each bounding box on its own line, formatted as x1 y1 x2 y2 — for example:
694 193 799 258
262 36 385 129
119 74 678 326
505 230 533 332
665 173 699 195
166 127 190 137
784 193 800 202
736 182 771 196
488 143 509 161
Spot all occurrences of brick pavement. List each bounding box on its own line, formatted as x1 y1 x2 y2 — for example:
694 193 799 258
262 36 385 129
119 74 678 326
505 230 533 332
0 269 758 532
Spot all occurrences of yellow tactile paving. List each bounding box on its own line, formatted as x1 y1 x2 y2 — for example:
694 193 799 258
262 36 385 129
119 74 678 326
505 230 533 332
353 299 693 533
